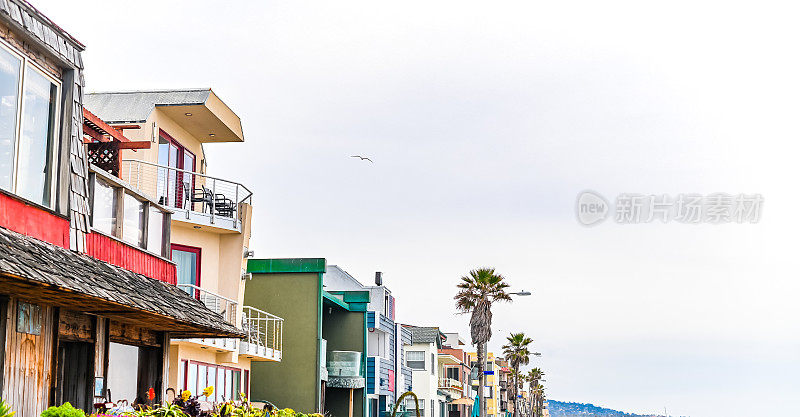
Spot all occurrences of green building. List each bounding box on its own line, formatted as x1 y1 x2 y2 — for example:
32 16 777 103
245 258 369 417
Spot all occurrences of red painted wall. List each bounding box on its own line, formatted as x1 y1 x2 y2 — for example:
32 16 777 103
0 191 69 248
85 232 177 285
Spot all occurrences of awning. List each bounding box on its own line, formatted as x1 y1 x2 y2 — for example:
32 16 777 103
0 226 243 338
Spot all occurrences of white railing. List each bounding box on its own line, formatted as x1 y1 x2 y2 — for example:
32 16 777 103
120 159 252 224
177 284 238 324
241 306 283 354
438 377 463 391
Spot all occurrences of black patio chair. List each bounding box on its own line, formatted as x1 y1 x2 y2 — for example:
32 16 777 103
214 194 236 218
183 182 214 212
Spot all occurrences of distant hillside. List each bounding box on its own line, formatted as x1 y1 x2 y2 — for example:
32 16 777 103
547 400 664 417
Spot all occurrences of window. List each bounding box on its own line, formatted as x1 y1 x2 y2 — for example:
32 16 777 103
16 302 41 335
172 244 201 295
122 193 145 247
92 178 117 236
90 171 170 257
147 205 164 253
0 40 60 208
157 131 195 209
407 351 425 370
184 361 243 402
446 366 459 381
431 353 435 375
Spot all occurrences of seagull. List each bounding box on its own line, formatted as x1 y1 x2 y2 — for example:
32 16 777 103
350 155 373 163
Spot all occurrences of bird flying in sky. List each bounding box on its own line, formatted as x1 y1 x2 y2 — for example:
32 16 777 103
350 155 373 163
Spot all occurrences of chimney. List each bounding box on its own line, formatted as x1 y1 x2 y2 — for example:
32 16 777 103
375 271 383 286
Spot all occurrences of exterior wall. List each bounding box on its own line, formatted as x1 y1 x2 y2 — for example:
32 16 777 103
468 352 500 417
408 342 441 417
85 232 177 284
0 1 89 252
0 191 69 247
398 326 413 394
321 308 366 417
245 272 321 412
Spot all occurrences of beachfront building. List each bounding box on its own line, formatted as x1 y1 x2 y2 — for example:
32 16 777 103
84 88 283 401
323 266 409 417
403 326 450 417
0 2 240 415
245 259 368 417
439 333 473 417
468 351 502 417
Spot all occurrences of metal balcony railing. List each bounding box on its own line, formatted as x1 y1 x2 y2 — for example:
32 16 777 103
120 159 252 226
177 284 238 324
241 306 284 353
438 377 463 391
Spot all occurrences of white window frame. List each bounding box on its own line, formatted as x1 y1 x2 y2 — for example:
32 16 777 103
0 37 62 210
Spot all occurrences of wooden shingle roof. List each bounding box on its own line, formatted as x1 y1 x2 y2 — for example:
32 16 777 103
0 225 244 338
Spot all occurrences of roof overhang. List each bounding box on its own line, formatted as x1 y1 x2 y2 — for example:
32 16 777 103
438 353 462 366
0 273 241 338
156 90 243 143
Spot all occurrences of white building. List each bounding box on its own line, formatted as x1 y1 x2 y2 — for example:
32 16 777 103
404 326 450 417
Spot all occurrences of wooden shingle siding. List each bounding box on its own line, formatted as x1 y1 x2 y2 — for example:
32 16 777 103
1 298 55 416
0 0 89 253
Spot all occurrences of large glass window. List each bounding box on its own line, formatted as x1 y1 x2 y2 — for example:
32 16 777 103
122 193 145 247
0 47 20 191
0 40 61 208
92 178 117 236
16 65 58 206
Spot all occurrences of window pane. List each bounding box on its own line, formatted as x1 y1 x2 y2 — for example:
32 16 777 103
188 363 198 395
122 193 144 247
225 369 232 401
147 206 163 255
92 178 117 236
0 47 20 191
232 371 241 400
17 65 57 206
179 361 186 391
207 367 216 402
172 248 198 295
197 365 207 397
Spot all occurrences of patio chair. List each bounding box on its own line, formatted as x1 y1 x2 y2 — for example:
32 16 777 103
183 183 214 212
214 194 236 218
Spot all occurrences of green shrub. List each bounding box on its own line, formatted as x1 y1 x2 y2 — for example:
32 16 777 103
0 397 15 417
40 403 84 417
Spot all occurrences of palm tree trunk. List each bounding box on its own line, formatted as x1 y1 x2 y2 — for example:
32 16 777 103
512 364 519 417
477 341 486 417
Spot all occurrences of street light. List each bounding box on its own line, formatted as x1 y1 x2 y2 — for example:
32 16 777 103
510 290 531 296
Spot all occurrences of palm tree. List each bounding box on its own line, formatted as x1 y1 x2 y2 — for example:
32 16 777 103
526 368 544 417
455 268 512 417
503 333 533 417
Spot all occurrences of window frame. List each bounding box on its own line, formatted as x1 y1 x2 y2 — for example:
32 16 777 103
0 37 62 210
171 243 202 290
406 350 426 370
184 360 244 402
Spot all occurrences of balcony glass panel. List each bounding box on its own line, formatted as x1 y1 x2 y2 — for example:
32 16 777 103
122 193 145 247
93 178 117 236
147 206 164 255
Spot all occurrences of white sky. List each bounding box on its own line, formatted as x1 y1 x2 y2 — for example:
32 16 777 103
36 1 800 415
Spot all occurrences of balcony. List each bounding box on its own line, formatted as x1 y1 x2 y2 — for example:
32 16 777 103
174 284 239 351
120 159 252 232
239 306 283 361
438 377 463 393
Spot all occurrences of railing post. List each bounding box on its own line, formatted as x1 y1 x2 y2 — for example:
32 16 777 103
211 178 216 224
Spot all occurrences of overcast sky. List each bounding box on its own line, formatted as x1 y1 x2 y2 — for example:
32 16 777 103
37 1 800 415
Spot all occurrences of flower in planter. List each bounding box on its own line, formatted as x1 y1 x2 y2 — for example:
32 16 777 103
202 386 214 398
181 390 192 401
148 388 156 401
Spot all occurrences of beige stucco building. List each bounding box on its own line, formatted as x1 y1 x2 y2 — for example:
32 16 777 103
85 89 283 402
